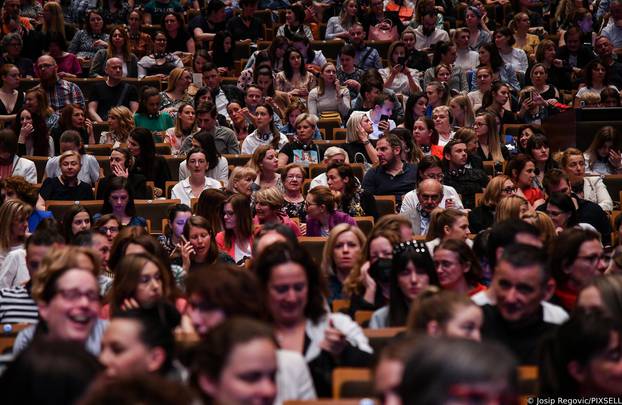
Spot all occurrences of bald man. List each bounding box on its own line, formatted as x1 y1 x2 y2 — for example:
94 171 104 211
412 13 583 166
403 179 443 235
88 57 139 122
36 55 85 112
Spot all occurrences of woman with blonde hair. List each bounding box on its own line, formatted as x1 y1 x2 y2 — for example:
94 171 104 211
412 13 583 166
494 194 530 223
159 67 192 115
345 111 379 166
321 223 367 302
307 63 350 120
253 187 301 236
473 112 508 162
511 12 540 59
469 175 516 233
560 147 613 211
0 200 31 268
227 166 257 197
524 211 557 246
247 145 283 191
426 208 471 252
163 103 197 155
449 95 475 128
100 106 134 146
325 0 358 39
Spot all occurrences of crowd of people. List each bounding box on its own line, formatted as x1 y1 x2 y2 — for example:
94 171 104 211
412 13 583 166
0 0 621 403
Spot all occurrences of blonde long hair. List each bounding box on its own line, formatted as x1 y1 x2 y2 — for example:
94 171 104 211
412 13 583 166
321 223 367 278
108 106 135 143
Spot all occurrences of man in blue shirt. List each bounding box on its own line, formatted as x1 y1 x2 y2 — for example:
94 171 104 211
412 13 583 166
362 133 418 208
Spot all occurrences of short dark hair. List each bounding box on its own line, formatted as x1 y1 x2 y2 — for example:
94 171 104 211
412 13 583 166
25 229 65 250
549 228 602 286
0 128 17 155
498 243 549 285
487 220 541 269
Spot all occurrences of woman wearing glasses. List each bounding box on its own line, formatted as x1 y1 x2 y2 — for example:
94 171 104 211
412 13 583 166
281 164 306 219
468 175 516 233
305 186 356 237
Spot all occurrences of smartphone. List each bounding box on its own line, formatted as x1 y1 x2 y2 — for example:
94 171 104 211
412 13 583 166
525 90 533 103
380 114 389 122
397 56 406 66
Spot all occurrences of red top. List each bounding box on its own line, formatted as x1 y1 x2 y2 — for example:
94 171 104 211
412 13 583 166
522 187 544 206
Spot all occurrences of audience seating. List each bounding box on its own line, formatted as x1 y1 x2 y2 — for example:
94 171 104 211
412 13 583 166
317 117 343 140
310 40 345 60
374 196 396 217
354 216 374 235
45 200 104 219
333 128 347 140
604 175 622 203
332 367 373 399
165 181 177 199
122 77 163 93
223 154 252 168
155 143 172 155
135 199 181 233
364 327 405 353
96 156 112 177
475 192 484 207
163 155 185 181
0 323 29 354
354 310 374 327
65 77 106 98
23 156 49 183
92 123 109 140
84 144 112 156
331 299 350 313
299 236 327 265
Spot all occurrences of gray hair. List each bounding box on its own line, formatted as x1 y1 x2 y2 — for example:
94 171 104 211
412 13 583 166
1 32 22 49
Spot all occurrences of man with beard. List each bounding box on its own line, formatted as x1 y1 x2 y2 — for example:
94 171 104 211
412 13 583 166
362 133 418 208
337 22 382 71
481 244 557 365
35 55 85 113
413 8 449 52
402 178 443 236
593 35 622 88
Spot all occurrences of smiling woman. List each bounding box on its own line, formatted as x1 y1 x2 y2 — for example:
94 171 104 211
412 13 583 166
13 246 106 355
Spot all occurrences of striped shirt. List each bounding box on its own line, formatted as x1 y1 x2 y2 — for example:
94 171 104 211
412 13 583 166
0 286 38 324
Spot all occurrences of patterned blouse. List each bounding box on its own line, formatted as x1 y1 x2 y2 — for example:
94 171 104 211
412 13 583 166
283 200 306 220
275 71 317 94
159 91 192 116
68 30 110 59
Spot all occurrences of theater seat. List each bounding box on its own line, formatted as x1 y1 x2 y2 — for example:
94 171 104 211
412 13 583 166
299 236 327 265
45 200 104 219
134 199 181 233
332 367 372 399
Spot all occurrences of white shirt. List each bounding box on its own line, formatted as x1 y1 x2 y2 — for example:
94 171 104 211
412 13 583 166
471 290 569 325
178 156 229 185
275 350 317 405
414 26 450 50
0 248 27 289
499 47 528 74
455 48 480 71
241 130 289 155
171 176 221 206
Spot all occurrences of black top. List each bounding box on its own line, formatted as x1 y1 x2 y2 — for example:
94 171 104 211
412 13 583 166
468 204 495 234
443 167 489 209
0 91 24 116
40 177 94 201
362 162 418 207
226 15 263 42
343 142 373 167
406 49 431 72
165 29 192 53
481 304 557 365
131 155 171 191
279 141 323 166
50 126 89 156
96 173 151 200
91 81 139 121
474 144 510 162
188 15 226 39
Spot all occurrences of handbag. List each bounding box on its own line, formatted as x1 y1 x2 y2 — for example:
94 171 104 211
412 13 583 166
368 18 399 42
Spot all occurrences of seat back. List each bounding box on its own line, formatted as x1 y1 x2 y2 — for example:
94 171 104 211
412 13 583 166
45 200 105 219
23 156 50 183
134 199 181 233
332 368 373 399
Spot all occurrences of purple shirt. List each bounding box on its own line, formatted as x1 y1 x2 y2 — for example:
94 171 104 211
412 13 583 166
306 210 357 237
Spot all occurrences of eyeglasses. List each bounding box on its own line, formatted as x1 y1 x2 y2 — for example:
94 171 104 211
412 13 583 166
99 226 119 234
577 253 608 265
473 122 487 128
304 201 318 207
56 288 100 303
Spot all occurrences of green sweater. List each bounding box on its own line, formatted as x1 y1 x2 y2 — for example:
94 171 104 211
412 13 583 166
134 113 174 142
